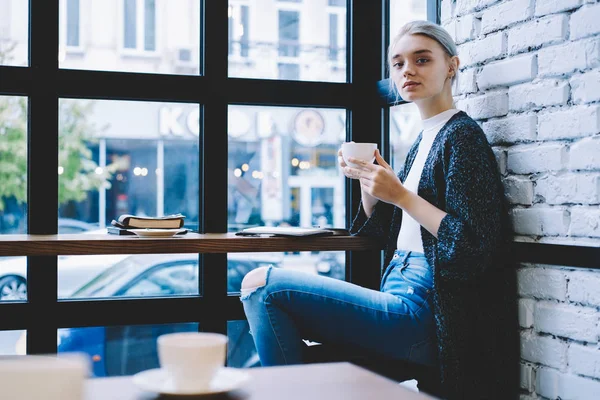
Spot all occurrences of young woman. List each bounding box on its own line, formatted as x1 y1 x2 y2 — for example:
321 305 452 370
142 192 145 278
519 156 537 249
240 20 518 399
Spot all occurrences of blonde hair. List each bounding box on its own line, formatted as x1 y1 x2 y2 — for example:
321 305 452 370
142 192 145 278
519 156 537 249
388 20 458 99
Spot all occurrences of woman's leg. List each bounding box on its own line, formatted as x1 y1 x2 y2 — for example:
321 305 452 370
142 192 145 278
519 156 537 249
240 266 436 367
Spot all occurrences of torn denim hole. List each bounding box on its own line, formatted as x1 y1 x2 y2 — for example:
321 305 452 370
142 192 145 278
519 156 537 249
239 266 274 301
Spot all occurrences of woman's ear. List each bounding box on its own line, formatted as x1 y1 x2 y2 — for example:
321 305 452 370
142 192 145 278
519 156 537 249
450 56 460 76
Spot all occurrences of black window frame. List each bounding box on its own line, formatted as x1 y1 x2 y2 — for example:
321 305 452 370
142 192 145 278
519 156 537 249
1 0 596 364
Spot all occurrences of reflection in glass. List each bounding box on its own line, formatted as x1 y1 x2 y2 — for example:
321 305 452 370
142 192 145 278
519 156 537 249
389 102 422 171
227 105 346 290
57 323 199 377
228 320 259 368
1 330 26 355
0 0 28 66
59 0 200 75
57 99 199 229
0 96 28 302
61 253 199 299
228 0 347 82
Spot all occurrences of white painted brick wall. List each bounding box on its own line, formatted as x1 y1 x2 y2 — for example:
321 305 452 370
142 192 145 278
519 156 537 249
507 143 566 174
451 0 600 396
571 69 600 104
534 0 582 17
455 90 508 119
507 15 568 55
537 106 600 140
538 38 600 77
458 31 506 67
570 4 600 40
537 367 600 399
534 302 598 342
483 113 537 144
510 206 570 235
478 54 537 90
456 14 480 44
503 176 534 205
568 271 600 307
569 206 600 238
519 298 536 328
508 80 569 112
481 0 535 34
569 137 600 171
534 173 600 205
518 267 567 300
568 344 600 379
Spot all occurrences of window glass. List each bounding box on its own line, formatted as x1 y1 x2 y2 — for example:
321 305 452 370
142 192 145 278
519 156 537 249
57 99 199 300
57 323 199 377
0 0 28 66
227 105 346 292
0 96 27 302
59 0 201 75
1 330 26 355
227 320 259 368
388 1 427 169
228 0 347 82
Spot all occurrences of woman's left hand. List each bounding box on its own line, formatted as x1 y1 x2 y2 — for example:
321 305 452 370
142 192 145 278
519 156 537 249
344 149 408 207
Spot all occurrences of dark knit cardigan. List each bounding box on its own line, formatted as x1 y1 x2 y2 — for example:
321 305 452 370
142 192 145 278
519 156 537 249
350 111 519 399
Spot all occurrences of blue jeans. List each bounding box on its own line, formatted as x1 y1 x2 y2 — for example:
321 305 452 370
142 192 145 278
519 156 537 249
240 250 438 368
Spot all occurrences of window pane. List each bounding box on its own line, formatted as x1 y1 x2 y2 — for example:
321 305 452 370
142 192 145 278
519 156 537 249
389 102 422 171
59 0 201 75
227 320 259 368
57 99 199 299
0 0 28 66
229 0 347 82
227 105 346 292
389 0 427 39
0 330 26 355
57 323 198 377
144 0 156 51
0 96 27 302
123 0 137 49
66 0 80 47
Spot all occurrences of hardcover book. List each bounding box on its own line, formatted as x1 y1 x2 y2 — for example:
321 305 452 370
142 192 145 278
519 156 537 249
112 213 185 229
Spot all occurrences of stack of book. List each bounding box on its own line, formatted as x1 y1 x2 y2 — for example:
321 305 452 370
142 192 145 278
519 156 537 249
108 214 187 236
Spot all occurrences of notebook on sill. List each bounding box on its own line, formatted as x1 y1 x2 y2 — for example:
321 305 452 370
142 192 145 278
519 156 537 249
236 226 348 237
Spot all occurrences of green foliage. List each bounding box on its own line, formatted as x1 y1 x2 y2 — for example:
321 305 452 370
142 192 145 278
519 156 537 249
0 96 116 211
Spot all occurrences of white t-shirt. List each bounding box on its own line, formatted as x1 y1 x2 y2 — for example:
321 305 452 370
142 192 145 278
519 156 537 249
396 108 461 253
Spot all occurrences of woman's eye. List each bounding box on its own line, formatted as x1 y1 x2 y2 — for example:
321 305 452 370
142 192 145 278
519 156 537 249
416 58 429 64
393 62 404 68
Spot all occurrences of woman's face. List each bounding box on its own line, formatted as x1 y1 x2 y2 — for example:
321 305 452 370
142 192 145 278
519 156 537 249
390 34 455 103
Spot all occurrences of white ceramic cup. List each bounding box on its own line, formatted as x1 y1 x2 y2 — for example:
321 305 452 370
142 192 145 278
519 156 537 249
0 353 90 400
341 142 377 168
157 332 228 392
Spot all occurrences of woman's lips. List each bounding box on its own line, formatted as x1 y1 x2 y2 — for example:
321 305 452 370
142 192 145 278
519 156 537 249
404 82 420 90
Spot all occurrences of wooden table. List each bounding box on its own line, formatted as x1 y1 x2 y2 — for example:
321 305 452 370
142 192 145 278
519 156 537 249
0 233 381 257
84 362 437 400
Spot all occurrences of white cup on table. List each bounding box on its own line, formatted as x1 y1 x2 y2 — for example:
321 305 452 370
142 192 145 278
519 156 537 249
341 142 377 168
157 332 228 392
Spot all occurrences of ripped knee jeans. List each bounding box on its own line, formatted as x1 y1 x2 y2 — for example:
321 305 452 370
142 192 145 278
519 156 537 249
240 250 438 368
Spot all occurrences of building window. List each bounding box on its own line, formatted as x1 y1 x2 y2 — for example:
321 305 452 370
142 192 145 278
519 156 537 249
66 0 80 47
328 0 345 6
329 13 338 61
123 0 156 52
278 63 300 80
278 0 302 3
228 4 250 57
278 10 299 58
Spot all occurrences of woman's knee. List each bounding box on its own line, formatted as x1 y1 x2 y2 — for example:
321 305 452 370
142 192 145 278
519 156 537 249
241 266 270 290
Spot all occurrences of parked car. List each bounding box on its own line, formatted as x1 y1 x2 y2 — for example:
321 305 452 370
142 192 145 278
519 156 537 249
0 220 125 301
52 252 281 377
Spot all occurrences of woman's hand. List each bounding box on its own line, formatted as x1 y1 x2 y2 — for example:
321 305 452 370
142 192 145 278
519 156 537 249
344 149 408 207
338 145 379 214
